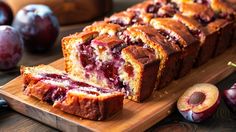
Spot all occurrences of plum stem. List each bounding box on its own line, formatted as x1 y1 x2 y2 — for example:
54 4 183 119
228 61 236 68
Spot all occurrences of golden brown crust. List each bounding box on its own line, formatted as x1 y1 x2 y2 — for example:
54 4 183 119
173 13 204 33
92 34 123 49
83 21 122 35
180 3 215 22
127 1 154 13
210 0 236 15
122 45 156 65
150 18 198 47
105 11 136 26
105 10 153 26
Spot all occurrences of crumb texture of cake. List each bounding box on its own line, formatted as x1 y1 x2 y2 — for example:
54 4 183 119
21 65 124 120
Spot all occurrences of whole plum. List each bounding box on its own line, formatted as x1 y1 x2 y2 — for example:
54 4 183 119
13 4 59 52
0 26 23 70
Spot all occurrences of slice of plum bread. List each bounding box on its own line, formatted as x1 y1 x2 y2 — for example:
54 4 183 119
150 18 200 77
21 65 124 120
120 25 181 89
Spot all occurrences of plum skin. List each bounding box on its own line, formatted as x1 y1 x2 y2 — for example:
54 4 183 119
12 4 59 52
0 26 23 70
179 95 220 123
0 1 13 25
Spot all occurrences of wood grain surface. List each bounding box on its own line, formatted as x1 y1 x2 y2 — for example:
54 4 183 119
0 45 235 132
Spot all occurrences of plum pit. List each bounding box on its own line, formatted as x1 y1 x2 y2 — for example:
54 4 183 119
189 92 206 106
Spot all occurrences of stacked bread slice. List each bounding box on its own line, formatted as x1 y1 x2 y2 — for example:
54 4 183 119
62 0 236 102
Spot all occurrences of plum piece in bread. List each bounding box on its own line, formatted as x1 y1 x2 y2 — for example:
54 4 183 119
62 30 160 102
150 18 200 77
21 65 124 120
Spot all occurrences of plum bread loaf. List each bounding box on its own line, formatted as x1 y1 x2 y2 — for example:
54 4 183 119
62 30 160 102
62 0 236 101
21 65 124 120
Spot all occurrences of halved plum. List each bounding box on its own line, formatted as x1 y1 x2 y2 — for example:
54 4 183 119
177 83 220 122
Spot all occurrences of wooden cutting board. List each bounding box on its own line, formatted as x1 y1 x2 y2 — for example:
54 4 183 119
0 45 236 132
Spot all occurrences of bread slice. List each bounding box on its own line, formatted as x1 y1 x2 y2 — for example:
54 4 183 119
62 31 160 102
150 18 200 77
121 25 181 89
207 19 234 56
21 65 124 120
172 13 217 66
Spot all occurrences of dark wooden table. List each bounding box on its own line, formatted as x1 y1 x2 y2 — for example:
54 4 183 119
0 0 236 131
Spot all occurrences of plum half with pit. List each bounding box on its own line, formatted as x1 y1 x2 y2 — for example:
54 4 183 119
0 1 13 25
13 4 59 52
177 83 220 123
0 26 23 70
